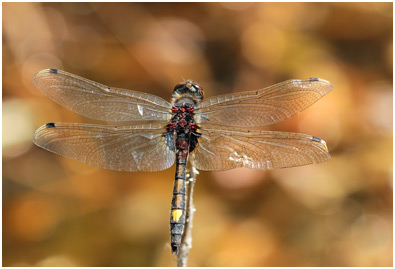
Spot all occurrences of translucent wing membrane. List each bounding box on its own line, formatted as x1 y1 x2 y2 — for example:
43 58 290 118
34 123 175 172
33 70 332 173
191 126 330 171
33 69 172 122
197 78 333 127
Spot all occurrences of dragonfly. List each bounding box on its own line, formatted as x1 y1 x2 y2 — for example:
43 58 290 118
33 69 333 254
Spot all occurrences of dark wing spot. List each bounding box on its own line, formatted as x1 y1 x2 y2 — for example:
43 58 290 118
46 122 56 128
309 77 319 82
49 68 58 74
311 136 322 142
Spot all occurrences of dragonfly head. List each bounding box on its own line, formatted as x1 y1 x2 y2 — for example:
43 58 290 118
172 80 204 103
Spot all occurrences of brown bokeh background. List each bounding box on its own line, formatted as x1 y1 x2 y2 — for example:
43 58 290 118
3 2 392 266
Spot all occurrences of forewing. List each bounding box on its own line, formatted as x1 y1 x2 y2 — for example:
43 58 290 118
197 78 333 127
34 123 175 172
191 126 330 171
33 69 172 122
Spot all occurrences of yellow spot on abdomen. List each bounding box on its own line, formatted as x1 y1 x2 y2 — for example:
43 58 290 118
172 209 183 222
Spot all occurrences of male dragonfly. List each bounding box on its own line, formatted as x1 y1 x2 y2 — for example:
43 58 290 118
33 69 333 254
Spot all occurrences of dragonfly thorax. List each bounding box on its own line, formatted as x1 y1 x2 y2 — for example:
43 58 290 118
168 104 198 133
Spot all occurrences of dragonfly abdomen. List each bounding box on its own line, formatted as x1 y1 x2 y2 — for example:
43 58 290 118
170 134 189 254
170 165 187 254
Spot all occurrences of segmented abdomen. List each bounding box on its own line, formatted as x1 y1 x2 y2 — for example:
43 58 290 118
170 134 189 254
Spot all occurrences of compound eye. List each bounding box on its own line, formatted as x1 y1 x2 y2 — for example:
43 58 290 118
195 84 204 98
174 82 187 92
175 82 184 89
194 84 203 92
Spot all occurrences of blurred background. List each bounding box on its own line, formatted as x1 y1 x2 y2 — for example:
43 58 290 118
2 2 392 266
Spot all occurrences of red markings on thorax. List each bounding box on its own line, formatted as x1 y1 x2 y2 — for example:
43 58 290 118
167 105 198 132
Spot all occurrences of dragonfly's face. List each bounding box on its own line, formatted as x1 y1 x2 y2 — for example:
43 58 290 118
172 80 204 103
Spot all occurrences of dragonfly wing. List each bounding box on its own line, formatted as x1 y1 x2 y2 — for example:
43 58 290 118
197 78 333 127
34 122 175 172
33 69 172 122
190 126 330 171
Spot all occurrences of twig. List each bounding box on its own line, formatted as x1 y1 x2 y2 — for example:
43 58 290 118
177 166 198 267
